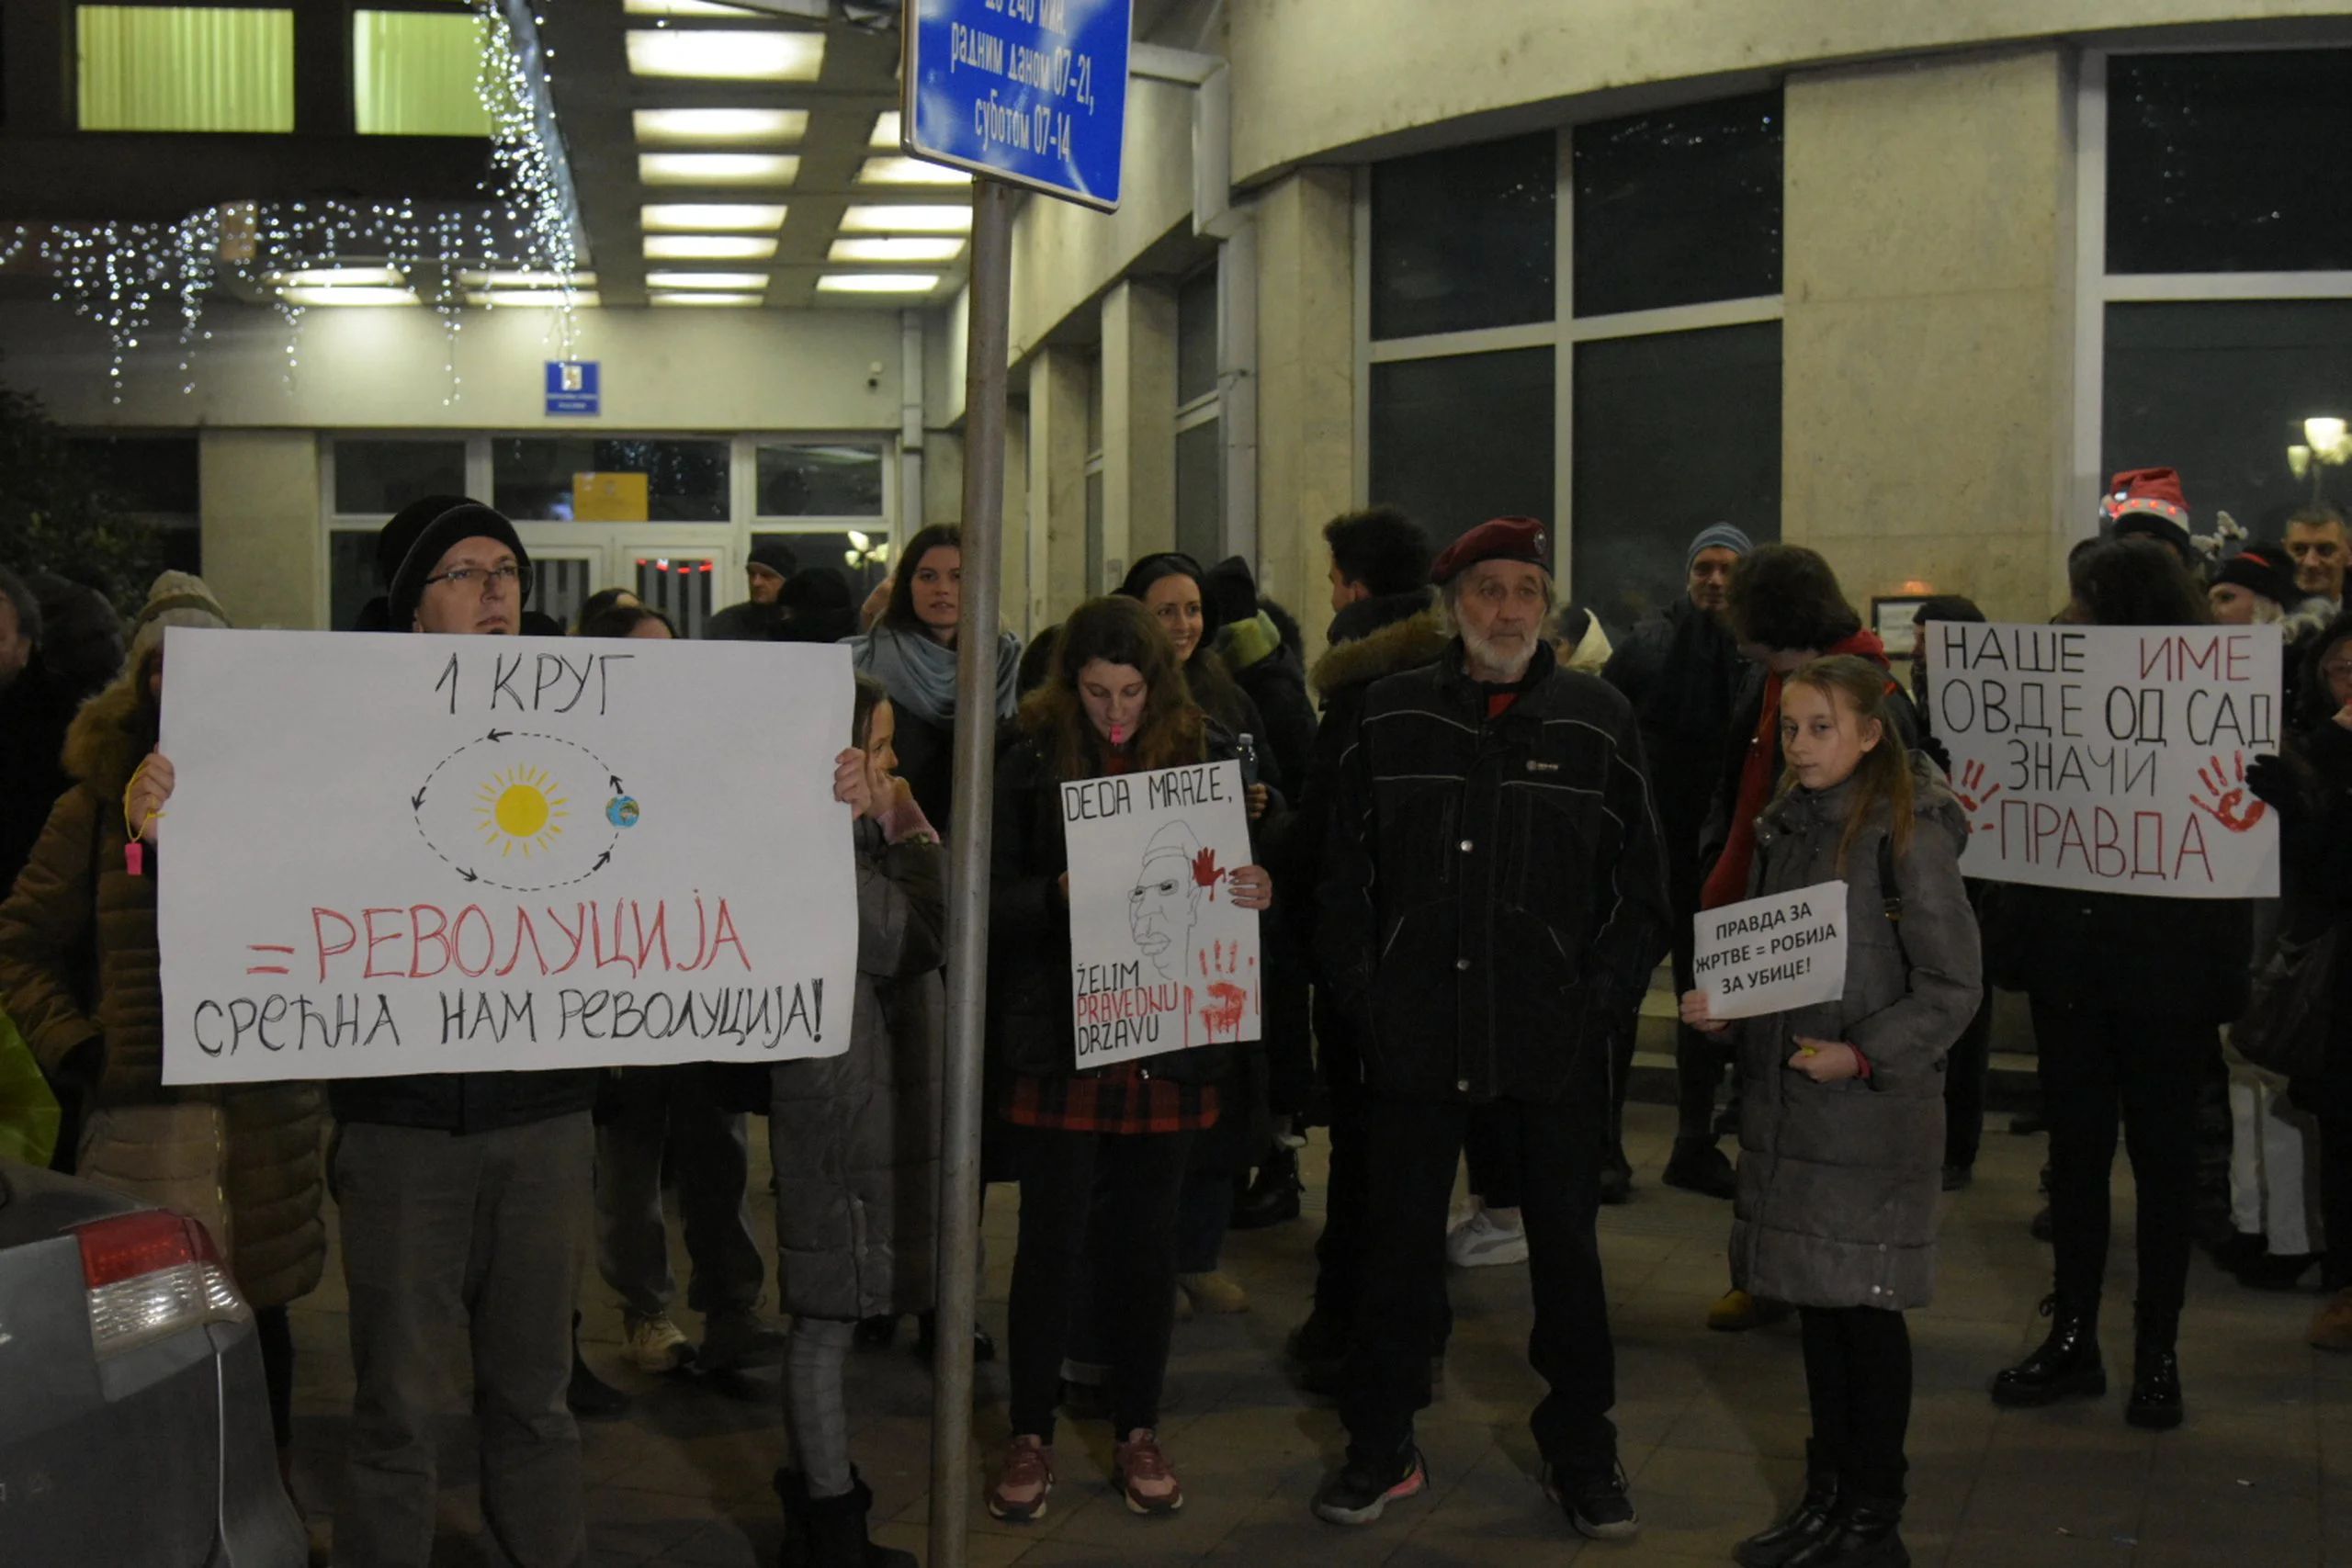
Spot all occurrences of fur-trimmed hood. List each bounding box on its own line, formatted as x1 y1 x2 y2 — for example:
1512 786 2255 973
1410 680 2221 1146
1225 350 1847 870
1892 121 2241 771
61 660 153 800
1311 604 1450 700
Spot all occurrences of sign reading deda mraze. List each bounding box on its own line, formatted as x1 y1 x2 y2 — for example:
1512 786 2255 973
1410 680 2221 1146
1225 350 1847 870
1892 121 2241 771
904 0 1133 210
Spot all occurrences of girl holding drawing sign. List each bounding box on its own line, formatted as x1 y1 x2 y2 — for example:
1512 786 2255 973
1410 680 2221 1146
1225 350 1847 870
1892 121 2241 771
985 595 1272 1523
1681 656 1981 1568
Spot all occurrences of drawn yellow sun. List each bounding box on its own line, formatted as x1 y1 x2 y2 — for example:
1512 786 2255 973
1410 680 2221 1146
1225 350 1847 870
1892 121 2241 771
475 765 569 859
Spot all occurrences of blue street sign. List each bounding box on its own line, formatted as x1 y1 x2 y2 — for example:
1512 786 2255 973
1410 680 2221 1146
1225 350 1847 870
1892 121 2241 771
545 359 599 416
904 0 1132 211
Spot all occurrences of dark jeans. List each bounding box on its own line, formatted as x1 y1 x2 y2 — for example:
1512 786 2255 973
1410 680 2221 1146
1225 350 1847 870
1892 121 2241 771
1342 1094 1615 1472
1007 1121 1193 1443
256 1303 294 1450
2036 998 2211 1317
1463 1101 1522 1208
1799 1305 1912 1502
594 1065 764 1321
1175 1164 1234 1274
1943 979 1996 1171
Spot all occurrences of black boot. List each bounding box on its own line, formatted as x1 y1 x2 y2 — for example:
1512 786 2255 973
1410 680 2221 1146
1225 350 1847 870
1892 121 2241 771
2125 1303 2183 1430
1991 1292 2104 1407
1781 1491 1907 1568
1230 1145 1303 1230
775 1468 916 1568
1735 1440 1839 1568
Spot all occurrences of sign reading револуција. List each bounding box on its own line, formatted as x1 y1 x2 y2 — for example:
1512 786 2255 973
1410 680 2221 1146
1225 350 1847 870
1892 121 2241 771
1693 883 1848 1021
1928 622 2281 898
1058 760 1260 1067
155 629 858 1084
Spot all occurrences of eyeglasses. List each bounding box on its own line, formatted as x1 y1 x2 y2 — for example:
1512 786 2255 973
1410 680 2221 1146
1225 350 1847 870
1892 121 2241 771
423 562 531 595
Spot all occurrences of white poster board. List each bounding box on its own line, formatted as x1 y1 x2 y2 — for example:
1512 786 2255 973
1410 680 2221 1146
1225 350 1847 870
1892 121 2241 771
156 628 856 1084
1927 622 2280 897
1059 760 1260 1067
1693 882 1848 1021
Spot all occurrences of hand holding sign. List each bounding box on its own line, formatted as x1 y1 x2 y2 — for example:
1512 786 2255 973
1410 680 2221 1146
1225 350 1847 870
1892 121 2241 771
1692 882 1849 1021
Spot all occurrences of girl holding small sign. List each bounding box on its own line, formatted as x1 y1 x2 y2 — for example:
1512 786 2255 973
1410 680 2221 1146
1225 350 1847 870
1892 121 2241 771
985 596 1273 1524
1680 656 1981 1568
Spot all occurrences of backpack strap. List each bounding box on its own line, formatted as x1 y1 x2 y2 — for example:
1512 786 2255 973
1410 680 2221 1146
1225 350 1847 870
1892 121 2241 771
1877 831 1910 968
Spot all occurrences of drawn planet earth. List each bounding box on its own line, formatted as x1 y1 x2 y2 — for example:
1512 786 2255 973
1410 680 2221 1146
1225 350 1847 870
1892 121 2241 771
607 795 640 829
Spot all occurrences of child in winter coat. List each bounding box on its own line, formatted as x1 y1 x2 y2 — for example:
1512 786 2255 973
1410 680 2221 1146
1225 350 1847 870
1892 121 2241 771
1680 656 1981 1568
767 674 946 1568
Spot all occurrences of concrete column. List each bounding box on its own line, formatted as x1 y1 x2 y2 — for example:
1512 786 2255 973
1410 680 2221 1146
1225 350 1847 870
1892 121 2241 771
1254 166 1354 661
1101 277 1177 585
199 429 322 629
1026 345 1091 629
1782 45 2077 624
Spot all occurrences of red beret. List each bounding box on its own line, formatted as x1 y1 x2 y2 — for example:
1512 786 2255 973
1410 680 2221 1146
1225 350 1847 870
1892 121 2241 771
1430 515 1553 585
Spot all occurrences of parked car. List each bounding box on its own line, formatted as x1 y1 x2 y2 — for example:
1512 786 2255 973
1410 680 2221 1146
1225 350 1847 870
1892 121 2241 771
0 1156 306 1566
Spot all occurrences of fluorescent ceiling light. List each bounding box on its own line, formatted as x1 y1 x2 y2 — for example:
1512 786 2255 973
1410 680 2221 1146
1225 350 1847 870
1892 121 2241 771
817 273 941 294
858 156 969 186
870 110 900 148
828 236 965 263
839 204 971 234
458 269 598 288
641 202 786 231
645 270 770 289
625 29 825 81
639 152 799 186
643 233 779 260
624 0 762 14
465 290 603 308
651 291 766 307
634 107 805 145
279 287 420 307
270 266 404 288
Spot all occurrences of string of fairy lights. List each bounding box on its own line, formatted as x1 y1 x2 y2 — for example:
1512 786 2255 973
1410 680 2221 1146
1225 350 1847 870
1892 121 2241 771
4 0 587 404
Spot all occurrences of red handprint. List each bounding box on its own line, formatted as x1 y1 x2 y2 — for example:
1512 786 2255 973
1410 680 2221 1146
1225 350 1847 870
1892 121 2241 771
1192 845 1223 900
1197 941 1252 1040
2190 750 2267 833
1954 759 2003 833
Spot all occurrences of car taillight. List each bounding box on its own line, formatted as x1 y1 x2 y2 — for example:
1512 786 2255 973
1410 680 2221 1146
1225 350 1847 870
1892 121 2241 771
73 1210 249 1357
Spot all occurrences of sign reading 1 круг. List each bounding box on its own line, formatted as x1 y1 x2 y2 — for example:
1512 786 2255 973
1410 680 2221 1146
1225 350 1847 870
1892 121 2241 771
904 0 1133 210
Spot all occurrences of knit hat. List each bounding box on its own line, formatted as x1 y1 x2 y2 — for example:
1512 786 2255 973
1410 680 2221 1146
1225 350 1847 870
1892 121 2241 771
1685 522 1756 573
379 496 531 631
747 537 800 580
1202 555 1261 629
2212 542 2295 607
130 570 230 660
1430 516 1551 586
2101 468 2194 557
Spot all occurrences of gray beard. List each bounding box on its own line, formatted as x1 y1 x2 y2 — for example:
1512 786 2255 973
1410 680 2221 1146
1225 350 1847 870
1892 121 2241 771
1462 627 1534 683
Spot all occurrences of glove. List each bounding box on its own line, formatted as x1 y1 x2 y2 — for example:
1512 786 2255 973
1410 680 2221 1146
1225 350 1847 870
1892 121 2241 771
2245 752 2301 818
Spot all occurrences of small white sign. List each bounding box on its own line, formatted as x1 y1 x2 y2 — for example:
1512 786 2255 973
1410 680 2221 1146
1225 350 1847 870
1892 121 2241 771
1058 759 1261 1067
1693 881 1848 1021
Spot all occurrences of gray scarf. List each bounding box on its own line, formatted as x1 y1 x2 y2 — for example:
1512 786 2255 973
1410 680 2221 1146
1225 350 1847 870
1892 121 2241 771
843 624 1021 728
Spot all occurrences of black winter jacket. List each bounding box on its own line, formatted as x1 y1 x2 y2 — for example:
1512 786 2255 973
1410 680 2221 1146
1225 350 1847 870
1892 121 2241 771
1222 605 1317 795
1317 639 1670 1105
1601 597 1744 905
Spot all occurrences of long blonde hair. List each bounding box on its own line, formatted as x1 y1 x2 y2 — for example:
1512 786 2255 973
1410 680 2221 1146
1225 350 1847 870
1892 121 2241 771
1773 655 1913 873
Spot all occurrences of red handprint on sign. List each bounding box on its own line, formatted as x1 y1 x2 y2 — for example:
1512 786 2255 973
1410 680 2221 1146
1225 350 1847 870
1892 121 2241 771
1954 759 2003 834
2190 750 2267 833
1197 940 1252 1040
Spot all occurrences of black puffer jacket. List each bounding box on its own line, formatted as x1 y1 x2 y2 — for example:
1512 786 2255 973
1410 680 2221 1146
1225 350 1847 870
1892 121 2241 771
1318 638 1670 1105
1601 596 1744 904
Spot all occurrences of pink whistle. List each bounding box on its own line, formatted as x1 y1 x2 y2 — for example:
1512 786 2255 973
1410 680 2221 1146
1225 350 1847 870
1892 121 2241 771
125 841 144 876
1110 725 1125 747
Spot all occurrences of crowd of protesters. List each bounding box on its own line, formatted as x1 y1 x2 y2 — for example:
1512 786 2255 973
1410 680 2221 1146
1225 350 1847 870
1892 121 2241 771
2 470 2349 1567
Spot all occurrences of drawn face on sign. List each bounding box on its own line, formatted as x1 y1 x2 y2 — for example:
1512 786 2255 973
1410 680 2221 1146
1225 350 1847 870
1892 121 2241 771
1128 822 1205 980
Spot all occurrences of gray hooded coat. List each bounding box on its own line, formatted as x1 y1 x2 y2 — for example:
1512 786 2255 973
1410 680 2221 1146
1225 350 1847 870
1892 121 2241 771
1727 761 1982 1312
767 818 946 1321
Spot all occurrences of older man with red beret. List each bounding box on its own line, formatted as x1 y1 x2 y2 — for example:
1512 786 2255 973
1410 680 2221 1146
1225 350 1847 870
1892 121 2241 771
1313 517 1669 1540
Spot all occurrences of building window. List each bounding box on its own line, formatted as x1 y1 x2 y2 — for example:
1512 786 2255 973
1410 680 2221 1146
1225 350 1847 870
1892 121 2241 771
1175 416 1222 566
334 438 468 517
492 437 730 522
1573 89 1783 317
354 9 498 137
2106 51 2352 276
1571 322 1782 636
1177 267 1219 407
754 442 886 517
751 529 890 601
1370 130 1556 341
1369 347 1555 552
76 6 295 133
67 433 202 574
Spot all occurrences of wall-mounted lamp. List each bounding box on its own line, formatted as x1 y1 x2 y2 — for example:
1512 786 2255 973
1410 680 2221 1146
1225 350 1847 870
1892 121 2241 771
2290 415 2352 501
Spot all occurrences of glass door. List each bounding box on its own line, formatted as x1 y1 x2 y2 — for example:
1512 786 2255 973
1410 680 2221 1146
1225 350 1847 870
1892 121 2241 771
628 546 730 638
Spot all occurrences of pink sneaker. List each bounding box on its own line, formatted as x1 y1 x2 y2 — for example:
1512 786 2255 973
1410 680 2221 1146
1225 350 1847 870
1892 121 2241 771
1114 1428 1185 1516
986 1434 1054 1522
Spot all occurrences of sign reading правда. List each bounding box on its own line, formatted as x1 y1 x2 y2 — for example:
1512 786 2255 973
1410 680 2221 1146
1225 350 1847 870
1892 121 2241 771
1693 882 1849 1021
904 0 1132 211
1928 622 2280 897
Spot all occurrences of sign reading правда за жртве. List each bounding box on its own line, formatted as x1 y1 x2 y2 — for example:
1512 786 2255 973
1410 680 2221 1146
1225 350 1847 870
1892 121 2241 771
904 0 1132 210
154 629 857 1084
1928 622 2281 897
1692 883 1849 1021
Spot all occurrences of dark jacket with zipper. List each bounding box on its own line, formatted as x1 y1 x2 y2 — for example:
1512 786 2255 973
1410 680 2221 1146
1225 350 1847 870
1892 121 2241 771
986 729 1244 1087
1317 637 1670 1105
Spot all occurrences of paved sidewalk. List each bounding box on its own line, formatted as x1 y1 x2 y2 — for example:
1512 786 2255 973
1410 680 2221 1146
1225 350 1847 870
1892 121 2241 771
281 1100 2351 1566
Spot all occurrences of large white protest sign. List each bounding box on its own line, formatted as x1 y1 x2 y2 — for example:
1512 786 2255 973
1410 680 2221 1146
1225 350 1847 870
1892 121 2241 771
1928 622 2279 897
1059 760 1260 1067
156 628 856 1084
1694 882 1848 1021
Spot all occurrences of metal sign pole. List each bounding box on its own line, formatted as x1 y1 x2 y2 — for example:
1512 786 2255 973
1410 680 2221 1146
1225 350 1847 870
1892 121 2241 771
928 173 1014 1568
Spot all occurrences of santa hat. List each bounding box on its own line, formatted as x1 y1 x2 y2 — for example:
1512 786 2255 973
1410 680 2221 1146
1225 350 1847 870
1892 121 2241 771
2099 468 2193 557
